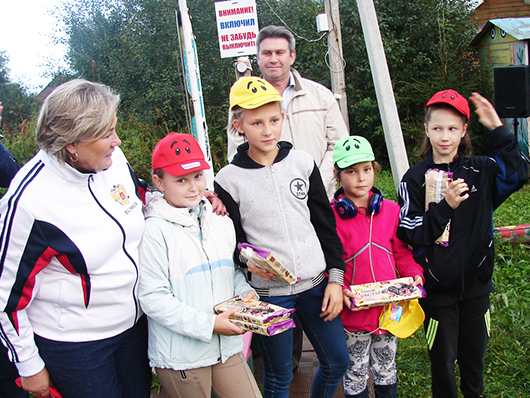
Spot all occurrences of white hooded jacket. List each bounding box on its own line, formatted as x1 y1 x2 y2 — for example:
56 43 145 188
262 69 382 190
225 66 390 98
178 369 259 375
138 195 254 370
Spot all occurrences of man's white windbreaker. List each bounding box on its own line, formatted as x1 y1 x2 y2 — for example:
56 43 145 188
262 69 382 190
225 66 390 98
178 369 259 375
0 148 145 377
138 195 254 371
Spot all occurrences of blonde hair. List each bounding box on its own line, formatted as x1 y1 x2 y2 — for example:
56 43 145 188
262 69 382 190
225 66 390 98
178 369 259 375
227 102 283 132
36 79 120 162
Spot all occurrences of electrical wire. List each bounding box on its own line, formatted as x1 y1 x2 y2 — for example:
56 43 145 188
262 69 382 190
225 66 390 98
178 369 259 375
261 0 329 43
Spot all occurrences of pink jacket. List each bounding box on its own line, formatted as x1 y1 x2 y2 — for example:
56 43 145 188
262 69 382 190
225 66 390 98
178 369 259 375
333 194 424 333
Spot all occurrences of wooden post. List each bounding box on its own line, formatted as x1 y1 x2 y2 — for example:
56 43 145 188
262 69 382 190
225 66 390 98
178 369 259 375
324 0 349 130
355 0 409 191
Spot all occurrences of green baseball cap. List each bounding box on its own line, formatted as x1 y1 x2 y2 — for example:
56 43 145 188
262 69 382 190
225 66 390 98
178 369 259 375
333 136 375 169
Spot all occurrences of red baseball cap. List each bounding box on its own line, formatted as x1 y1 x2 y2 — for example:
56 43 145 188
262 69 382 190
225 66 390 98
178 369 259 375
426 89 470 120
152 133 210 177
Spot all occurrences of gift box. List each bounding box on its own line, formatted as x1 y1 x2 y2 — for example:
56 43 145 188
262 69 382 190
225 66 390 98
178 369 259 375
214 296 296 336
230 318 295 336
238 243 299 285
349 277 426 308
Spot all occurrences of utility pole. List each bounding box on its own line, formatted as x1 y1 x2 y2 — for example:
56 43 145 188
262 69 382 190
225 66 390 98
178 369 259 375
324 0 349 129
356 0 409 190
176 0 215 188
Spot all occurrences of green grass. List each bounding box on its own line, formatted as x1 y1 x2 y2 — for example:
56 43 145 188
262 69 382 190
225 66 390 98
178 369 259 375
375 172 530 397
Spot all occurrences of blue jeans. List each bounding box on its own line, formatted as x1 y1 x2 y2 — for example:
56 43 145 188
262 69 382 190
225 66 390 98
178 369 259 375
34 316 151 398
257 281 349 398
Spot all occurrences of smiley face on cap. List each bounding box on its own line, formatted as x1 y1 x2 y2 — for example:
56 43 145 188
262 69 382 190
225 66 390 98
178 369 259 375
152 133 210 177
229 76 283 110
426 89 470 120
333 136 375 169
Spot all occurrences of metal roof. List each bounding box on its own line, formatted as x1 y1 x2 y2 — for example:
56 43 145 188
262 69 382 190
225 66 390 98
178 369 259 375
471 17 530 45
490 18 530 40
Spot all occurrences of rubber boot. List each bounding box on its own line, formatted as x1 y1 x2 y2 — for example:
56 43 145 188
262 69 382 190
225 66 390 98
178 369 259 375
374 383 398 398
345 388 370 398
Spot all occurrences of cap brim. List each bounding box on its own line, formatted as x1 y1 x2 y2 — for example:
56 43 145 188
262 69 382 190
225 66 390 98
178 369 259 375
336 154 375 169
161 160 210 177
235 94 283 110
426 98 470 120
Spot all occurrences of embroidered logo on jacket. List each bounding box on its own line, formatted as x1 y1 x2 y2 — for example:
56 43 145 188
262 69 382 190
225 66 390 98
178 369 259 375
290 178 308 200
110 184 130 206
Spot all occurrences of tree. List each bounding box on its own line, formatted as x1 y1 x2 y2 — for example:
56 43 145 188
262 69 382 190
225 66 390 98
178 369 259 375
0 52 39 139
339 0 489 165
58 0 487 170
61 0 188 127
58 0 328 167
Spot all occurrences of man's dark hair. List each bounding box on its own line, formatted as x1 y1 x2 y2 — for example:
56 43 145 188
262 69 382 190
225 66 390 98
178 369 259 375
257 25 296 53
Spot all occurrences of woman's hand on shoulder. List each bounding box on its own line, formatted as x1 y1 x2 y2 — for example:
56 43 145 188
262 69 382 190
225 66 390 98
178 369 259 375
214 308 245 336
21 367 50 397
204 190 228 216
320 282 344 321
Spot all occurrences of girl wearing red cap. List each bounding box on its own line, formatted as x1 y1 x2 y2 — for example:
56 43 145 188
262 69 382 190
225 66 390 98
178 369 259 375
397 91 528 398
138 133 262 398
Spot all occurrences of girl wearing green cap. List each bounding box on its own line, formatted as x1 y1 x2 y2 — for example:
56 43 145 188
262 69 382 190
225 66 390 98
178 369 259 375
332 136 424 398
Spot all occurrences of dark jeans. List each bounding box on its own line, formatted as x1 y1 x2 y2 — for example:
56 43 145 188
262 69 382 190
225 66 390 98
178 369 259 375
34 316 151 398
424 294 490 398
0 343 29 398
257 281 349 398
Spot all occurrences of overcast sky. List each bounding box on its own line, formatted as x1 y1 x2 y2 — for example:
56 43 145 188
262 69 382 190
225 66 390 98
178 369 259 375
0 0 68 93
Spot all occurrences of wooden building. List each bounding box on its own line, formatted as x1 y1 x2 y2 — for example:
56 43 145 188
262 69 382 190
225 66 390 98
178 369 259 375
473 0 530 26
470 16 530 157
471 18 530 67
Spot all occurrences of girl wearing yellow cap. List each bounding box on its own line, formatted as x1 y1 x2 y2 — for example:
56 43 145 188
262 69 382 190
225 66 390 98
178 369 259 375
215 77 349 398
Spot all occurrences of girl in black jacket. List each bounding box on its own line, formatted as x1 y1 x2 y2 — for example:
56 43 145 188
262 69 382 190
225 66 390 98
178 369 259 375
397 90 528 398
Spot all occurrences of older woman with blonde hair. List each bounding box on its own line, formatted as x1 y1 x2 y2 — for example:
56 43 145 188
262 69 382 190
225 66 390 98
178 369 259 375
0 79 151 398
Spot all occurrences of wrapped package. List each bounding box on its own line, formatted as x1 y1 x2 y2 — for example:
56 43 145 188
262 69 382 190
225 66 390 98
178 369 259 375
229 318 295 336
214 296 296 336
349 277 426 308
238 243 299 285
425 169 453 246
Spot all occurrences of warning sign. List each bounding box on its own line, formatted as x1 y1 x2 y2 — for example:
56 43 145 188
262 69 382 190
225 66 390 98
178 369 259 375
215 0 259 58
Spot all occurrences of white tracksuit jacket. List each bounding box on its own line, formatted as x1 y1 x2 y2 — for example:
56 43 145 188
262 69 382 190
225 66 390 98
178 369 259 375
0 147 145 377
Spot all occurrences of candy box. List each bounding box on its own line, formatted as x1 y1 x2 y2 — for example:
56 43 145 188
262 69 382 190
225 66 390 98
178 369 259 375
238 243 299 285
230 318 296 336
349 277 426 308
214 296 295 336
214 296 295 325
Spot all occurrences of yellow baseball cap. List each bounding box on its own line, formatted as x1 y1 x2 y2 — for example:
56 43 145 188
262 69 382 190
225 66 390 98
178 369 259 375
229 76 283 110
378 299 425 338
